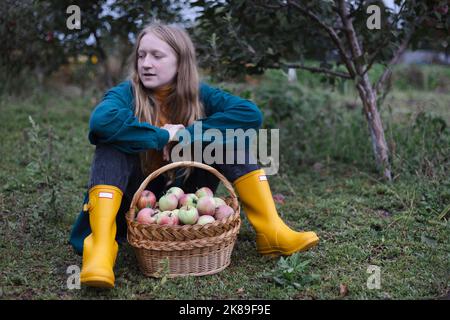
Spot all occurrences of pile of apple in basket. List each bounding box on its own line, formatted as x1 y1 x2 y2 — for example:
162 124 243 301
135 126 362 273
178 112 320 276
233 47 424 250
134 186 234 227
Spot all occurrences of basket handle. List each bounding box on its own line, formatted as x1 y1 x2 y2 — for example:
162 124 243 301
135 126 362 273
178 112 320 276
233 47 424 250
129 161 239 220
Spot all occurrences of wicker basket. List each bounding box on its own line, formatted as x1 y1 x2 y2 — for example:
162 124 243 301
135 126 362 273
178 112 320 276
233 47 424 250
125 161 241 278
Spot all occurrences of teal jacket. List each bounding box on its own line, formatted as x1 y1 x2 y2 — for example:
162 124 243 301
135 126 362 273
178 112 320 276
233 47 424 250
88 80 264 153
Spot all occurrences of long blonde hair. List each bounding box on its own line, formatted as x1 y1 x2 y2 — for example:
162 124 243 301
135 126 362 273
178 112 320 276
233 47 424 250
128 22 205 185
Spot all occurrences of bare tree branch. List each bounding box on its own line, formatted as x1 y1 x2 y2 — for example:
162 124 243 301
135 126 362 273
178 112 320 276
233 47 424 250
267 63 352 79
286 0 357 78
336 0 365 73
252 0 356 78
251 1 285 10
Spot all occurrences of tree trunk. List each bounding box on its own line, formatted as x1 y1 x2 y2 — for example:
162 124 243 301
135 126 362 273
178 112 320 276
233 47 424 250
93 32 113 88
98 49 113 88
356 74 392 180
335 0 392 181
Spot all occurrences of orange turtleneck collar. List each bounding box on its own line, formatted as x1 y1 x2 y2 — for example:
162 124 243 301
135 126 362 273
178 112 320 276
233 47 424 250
152 83 174 104
146 83 175 175
152 83 174 127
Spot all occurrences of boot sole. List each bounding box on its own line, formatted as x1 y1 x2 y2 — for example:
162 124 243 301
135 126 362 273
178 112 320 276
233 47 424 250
259 236 320 257
81 275 114 289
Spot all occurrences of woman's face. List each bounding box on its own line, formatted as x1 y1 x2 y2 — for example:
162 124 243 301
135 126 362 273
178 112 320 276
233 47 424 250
137 32 178 89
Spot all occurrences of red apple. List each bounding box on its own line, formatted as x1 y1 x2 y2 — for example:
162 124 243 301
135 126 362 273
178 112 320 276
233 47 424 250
196 196 216 216
171 209 180 225
195 187 214 199
137 190 156 209
136 208 156 225
152 209 161 218
153 211 164 220
156 211 170 224
155 210 180 226
159 193 178 211
215 205 234 221
179 193 198 208
166 187 185 200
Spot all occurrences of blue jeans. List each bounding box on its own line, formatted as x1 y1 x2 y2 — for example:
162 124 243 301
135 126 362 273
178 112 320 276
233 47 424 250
69 143 259 255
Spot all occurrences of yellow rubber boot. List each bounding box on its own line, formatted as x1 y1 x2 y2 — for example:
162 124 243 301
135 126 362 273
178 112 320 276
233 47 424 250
233 169 319 256
80 185 123 288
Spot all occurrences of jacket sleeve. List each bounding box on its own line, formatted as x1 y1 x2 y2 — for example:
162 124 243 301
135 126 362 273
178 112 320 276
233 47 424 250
88 82 169 154
184 83 264 144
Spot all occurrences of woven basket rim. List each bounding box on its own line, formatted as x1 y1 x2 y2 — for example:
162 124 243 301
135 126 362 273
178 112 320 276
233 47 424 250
126 161 241 242
128 160 239 221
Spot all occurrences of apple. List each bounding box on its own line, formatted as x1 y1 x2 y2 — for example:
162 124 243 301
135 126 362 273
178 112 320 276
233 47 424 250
153 211 168 221
215 204 234 221
156 211 179 226
179 193 198 208
137 190 156 209
178 205 199 225
197 215 215 225
152 209 161 216
195 187 213 199
171 209 180 225
166 187 185 200
159 193 178 211
213 197 226 208
136 208 156 225
196 196 216 216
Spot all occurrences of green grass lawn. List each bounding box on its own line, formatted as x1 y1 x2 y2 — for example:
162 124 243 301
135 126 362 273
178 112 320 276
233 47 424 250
0 69 449 299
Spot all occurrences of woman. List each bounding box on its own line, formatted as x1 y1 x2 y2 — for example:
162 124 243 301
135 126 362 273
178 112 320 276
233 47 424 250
69 22 319 288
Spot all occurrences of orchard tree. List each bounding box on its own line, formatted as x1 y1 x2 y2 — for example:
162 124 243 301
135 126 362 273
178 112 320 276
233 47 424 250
1 0 67 83
43 0 189 87
193 0 449 180
2 0 188 89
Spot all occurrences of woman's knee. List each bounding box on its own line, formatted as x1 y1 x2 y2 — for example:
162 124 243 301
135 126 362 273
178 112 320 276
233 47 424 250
88 144 140 191
215 162 259 183
212 147 260 183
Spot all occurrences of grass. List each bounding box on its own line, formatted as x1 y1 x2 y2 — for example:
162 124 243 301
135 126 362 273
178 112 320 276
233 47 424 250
0 65 449 300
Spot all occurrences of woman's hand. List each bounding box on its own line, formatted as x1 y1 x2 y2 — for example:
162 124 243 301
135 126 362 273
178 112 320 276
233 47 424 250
162 124 185 142
162 124 185 161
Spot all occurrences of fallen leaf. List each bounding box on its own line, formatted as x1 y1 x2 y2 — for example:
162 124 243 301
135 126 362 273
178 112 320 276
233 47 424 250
236 287 245 294
273 194 285 204
339 284 348 297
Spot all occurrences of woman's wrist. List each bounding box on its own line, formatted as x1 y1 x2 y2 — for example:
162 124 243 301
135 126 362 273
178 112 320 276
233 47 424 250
157 128 171 148
163 124 185 142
